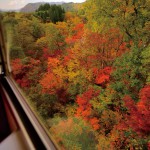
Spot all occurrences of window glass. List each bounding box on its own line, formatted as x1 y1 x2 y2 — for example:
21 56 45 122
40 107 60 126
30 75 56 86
1 0 150 149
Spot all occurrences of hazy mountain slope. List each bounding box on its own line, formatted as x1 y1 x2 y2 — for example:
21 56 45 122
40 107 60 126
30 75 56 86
20 2 64 13
20 2 83 13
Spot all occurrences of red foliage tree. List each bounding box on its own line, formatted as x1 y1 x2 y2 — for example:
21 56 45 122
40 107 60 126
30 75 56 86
11 58 30 87
95 67 112 87
43 48 62 60
11 58 41 88
66 23 84 45
76 88 100 130
123 85 150 136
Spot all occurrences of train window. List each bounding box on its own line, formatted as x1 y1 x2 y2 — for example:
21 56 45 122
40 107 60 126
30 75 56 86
0 36 1 73
0 25 5 75
0 53 2 74
1 0 150 149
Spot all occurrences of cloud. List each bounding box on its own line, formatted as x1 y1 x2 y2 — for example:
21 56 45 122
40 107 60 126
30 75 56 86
8 0 26 7
9 0 17 6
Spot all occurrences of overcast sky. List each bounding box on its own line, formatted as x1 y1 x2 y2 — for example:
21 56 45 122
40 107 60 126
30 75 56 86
0 0 86 10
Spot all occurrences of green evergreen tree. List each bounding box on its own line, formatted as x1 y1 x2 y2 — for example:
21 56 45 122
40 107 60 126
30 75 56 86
35 4 65 23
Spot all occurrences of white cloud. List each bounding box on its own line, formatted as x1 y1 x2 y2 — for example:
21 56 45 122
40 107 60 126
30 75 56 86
9 0 17 6
8 0 26 8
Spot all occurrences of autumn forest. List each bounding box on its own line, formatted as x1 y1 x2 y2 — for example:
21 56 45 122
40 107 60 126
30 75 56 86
1 0 150 149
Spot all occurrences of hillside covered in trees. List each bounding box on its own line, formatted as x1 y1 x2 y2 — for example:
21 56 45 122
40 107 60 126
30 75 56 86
20 2 82 13
1 0 150 149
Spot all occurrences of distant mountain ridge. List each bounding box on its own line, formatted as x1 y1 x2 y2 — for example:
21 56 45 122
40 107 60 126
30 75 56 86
0 2 83 13
20 2 75 13
20 2 79 13
20 2 64 12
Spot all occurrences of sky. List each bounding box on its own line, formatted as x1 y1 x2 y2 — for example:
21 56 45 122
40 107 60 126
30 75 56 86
0 0 86 10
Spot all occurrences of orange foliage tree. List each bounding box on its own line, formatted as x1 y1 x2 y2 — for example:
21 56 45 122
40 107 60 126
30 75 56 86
76 88 100 130
95 66 112 87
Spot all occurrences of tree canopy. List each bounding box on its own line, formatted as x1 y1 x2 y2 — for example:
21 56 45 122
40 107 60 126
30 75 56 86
35 4 65 23
2 0 150 149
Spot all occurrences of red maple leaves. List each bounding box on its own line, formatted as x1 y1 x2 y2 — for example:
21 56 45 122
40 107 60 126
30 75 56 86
76 88 100 130
95 67 112 87
66 23 84 44
124 85 150 136
11 58 41 88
